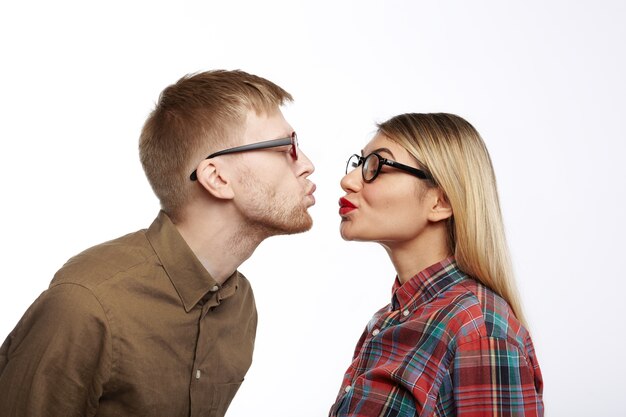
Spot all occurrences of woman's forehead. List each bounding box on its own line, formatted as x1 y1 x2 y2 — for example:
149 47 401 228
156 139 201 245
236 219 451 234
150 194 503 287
363 134 409 159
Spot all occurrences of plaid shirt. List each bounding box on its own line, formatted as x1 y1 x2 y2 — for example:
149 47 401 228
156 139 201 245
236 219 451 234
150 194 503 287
329 258 543 417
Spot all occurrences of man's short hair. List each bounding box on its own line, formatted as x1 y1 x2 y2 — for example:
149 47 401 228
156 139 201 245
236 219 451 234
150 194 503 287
139 69 293 220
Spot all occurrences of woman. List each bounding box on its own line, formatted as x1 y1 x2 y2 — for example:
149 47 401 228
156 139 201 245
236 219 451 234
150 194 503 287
330 113 543 416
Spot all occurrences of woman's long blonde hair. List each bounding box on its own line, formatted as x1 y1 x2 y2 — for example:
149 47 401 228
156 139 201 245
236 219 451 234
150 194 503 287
378 113 526 325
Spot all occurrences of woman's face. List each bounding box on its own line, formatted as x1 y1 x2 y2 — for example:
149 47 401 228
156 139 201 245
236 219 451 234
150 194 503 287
339 134 434 245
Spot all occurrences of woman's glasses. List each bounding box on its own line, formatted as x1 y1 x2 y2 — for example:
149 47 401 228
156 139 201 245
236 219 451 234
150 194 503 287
346 152 432 183
190 131 298 181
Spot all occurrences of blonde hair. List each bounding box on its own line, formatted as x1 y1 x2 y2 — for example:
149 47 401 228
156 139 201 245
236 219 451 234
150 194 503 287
377 113 526 325
139 70 292 220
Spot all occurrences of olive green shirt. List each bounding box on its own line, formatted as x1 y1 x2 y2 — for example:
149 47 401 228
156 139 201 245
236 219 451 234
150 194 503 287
0 211 257 416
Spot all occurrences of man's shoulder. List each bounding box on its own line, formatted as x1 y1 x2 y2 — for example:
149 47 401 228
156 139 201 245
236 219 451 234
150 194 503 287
51 228 156 290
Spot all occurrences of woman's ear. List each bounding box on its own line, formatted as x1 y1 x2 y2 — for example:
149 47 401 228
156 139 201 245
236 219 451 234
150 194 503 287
195 160 235 200
427 188 453 222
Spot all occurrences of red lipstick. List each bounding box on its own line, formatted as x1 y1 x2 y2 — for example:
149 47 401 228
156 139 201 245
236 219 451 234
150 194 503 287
339 197 357 216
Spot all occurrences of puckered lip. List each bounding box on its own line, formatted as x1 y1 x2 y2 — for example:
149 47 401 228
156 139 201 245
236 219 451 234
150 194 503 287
304 183 317 208
339 197 356 209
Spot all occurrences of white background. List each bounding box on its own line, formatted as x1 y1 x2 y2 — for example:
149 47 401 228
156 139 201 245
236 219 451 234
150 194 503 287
1 1 625 416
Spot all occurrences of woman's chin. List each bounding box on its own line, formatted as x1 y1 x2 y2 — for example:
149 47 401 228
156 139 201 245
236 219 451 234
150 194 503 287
339 231 353 241
339 223 355 241
340 226 369 242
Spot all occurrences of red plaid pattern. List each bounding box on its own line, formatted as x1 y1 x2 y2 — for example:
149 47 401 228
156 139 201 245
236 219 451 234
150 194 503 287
329 258 543 416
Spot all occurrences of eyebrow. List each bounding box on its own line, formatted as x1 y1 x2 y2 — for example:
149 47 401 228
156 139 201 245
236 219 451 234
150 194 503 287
362 147 395 158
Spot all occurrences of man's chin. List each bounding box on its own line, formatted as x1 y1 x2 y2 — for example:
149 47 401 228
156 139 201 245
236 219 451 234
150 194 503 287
260 212 313 237
287 213 313 234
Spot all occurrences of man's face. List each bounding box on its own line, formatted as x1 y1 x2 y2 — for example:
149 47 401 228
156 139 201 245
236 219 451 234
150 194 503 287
232 109 316 237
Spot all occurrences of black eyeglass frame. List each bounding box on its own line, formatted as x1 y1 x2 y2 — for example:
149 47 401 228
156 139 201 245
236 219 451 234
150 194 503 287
190 132 298 181
346 152 433 183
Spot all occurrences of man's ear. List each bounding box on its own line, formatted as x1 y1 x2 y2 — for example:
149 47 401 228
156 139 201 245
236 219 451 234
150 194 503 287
427 188 453 223
195 160 235 200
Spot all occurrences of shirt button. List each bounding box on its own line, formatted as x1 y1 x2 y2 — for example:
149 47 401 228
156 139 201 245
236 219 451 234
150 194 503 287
344 385 352 393
210 285 219 292
372 328 380 336
196 369 201 379
402 309 410 317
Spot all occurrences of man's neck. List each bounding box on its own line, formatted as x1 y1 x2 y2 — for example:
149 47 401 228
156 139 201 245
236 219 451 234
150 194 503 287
173 209 265 285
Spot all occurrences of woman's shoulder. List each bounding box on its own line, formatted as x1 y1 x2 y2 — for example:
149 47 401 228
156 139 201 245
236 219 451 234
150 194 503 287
439 277 531 350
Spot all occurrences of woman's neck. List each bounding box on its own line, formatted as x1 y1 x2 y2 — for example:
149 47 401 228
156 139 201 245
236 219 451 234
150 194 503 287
383 224 451 284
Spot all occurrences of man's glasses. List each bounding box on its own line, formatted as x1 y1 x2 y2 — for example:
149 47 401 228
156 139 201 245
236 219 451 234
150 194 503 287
190 131 298 181
346 152 433 183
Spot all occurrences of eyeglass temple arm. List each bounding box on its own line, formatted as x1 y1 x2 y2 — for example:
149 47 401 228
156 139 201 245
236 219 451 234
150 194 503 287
385 159 432 180
190 136 293 181
207 137 292 159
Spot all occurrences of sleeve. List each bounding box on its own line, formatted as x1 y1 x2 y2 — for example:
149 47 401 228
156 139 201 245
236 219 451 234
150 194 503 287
0 283 112 417
330 380 417 417
452 337 544 416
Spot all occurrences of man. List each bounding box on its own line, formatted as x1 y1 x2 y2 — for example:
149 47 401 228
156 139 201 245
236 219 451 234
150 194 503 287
0 70 316 416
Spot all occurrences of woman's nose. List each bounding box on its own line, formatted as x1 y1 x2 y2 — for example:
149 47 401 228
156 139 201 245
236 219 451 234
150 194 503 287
340 167 362 193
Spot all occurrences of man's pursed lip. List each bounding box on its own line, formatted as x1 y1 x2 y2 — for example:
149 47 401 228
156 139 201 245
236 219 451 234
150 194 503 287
305 183 316 206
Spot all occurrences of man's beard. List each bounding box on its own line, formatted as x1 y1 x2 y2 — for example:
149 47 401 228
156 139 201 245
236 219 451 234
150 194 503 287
238 176 313 240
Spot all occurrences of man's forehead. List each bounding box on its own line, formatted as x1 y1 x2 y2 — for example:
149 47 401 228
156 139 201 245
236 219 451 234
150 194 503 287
241 109 292 142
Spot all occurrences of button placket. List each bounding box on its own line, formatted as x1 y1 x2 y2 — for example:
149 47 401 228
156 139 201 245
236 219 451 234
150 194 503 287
190 299 219 415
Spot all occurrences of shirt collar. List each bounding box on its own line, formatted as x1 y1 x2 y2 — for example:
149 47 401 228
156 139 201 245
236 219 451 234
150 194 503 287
391 256 464 311
146 211 239 312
